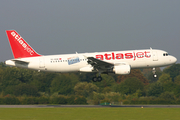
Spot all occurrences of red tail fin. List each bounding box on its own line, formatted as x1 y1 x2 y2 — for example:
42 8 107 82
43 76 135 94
6 30 41 59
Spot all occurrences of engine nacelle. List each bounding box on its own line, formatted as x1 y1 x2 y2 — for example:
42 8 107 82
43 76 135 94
113 65 131 75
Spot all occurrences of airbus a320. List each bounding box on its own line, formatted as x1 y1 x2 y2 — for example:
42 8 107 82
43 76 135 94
5 30 177 82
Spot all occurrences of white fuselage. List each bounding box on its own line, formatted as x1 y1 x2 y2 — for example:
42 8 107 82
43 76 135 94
5 49 177 73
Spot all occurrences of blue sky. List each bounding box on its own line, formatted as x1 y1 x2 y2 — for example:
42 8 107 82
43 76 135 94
0 0 179 64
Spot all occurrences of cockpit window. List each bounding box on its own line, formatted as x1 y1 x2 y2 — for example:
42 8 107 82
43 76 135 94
163 53 168 56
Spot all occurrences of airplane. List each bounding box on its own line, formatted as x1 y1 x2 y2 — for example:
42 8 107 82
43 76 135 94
5 30 177 82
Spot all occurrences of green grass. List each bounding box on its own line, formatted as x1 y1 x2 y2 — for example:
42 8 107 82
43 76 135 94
0 108 180 120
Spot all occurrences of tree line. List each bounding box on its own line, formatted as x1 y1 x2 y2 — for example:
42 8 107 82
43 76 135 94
0 62 180 105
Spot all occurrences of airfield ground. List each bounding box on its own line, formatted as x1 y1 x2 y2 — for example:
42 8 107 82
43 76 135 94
0 106 180 120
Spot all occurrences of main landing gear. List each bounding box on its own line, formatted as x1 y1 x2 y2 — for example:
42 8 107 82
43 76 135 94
152 67 157 78
92 72 102 82
92 76 102 82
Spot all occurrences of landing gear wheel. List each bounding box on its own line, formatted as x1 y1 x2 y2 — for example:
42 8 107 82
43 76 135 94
97 76 102 82
152 68 157 78
153 74 157 78
92 77 97 82
92 76 102 82
92 72 103 82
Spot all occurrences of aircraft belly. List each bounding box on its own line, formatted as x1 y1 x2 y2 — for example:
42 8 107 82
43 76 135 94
45 62 83 72
130 59 147 68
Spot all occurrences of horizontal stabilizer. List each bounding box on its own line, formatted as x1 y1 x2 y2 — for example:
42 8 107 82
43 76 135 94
12 59 29 65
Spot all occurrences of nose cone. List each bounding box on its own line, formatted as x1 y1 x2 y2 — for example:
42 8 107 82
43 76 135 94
171 56 177 64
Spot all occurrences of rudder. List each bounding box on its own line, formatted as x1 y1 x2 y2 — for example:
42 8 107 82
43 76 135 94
6 30 41 59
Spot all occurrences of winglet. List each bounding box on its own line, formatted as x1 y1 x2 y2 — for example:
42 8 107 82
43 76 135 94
6 30 41 59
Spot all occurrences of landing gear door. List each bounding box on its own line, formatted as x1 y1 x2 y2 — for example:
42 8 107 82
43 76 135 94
39 57 45 68
152 51 158 61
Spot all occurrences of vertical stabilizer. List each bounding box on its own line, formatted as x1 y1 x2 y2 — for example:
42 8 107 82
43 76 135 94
6 30 41 59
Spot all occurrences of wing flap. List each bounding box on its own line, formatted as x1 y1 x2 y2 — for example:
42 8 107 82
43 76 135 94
87 57 113 66
87 57 114 71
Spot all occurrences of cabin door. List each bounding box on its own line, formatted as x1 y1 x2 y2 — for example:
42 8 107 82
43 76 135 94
39 58 45 68
152 51 158 61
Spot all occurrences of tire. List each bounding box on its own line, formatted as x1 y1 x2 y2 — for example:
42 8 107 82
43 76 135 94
153 74 157 78
92 77 97 82
97 76 102 82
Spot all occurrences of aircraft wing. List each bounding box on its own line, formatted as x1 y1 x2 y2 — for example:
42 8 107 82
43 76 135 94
87 57 114 71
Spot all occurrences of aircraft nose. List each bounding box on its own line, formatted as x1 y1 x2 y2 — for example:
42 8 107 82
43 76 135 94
171 56 177 64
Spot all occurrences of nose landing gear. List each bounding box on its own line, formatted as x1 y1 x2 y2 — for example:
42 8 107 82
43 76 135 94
152 68 157 78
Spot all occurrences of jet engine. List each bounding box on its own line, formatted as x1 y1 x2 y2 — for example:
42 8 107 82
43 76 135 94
113 65 131 75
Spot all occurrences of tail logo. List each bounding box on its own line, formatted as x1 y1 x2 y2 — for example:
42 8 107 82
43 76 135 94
11 31 34 55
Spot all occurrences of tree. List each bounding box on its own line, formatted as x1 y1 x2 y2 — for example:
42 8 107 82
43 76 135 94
50 95 67 104
147 82 163 97
93 74 116 92
173 85 180 98
74 96 87 104
174 75 180 85
162 81 175 92
50 73 79 95
114 77 144 95
1 67 22 86
0 62 6 68
102 87 112 93
158 73 172 84
163 64 180 81
162 81 180 98
74 82 99 97
32 72 56 93
159 91 175 101
92 92 105 105
13 84 39 96
116 69 149 85
104 92 121 102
